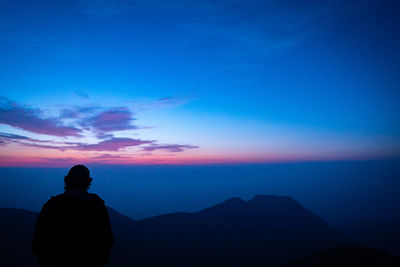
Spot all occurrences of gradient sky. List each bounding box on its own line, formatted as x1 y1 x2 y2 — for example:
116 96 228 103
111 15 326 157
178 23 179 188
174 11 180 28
0 0 399 166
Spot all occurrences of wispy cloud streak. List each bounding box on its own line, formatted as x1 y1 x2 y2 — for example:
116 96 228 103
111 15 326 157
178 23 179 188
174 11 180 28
0 132 33 140
9 137 152 152
143 144 199 153
77 137 151 151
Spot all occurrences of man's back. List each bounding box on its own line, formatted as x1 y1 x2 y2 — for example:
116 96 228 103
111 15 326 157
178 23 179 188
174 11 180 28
33 189 114 267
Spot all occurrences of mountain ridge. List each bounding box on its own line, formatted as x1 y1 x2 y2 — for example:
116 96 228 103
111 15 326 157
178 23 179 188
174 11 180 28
0 194 370 266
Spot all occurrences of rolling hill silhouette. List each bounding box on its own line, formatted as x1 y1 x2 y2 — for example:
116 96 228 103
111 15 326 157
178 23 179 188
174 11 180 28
283 246 400 267
0 208 39 267
1 194 394 266
340 220 400 258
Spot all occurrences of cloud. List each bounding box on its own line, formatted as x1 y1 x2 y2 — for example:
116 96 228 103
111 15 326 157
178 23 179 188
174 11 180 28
59 105 102 119
38 157 79 163
92 153 132 159
0 127 152 152
0 98 82 137
153 96 195 108
96 133 115 140
133 96 195 112
5 134 197 153
0 132 73 150
21 142 70 151
0 132 48 146
80 107 138 134
59 108 80 119
74 90 90 99
77 137 151 151
0 97 199 156
143 144 199 153
0 132 32 140
14 137 150 152
0 132 55 143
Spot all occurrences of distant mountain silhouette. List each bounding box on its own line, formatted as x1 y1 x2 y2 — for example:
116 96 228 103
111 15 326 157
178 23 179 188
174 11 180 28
2 194 390 267
111 195 347 266
283 246 400 267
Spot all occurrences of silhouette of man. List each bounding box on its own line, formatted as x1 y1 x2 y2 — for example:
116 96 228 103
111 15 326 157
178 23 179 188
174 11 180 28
33 165 114 267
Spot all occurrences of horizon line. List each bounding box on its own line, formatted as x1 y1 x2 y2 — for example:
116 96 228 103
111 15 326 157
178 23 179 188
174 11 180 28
1 156 399 168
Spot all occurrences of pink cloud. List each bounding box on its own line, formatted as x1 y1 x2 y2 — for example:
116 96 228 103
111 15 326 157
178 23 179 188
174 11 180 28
0 98 82 137
0 130 152 152
13 137 152 152
81 107 138 133
0 132 55 146
5 135 199 154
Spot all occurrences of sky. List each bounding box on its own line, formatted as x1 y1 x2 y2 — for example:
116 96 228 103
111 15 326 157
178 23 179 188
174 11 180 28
0 0 399 166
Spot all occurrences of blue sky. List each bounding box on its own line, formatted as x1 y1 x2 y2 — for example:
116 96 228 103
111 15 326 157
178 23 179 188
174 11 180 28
0 0 399 165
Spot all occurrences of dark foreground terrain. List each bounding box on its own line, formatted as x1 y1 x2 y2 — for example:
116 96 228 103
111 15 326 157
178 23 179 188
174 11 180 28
0 195 399 266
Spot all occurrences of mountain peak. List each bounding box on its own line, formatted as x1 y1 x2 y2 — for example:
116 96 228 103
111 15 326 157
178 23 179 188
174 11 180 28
249 194 296 204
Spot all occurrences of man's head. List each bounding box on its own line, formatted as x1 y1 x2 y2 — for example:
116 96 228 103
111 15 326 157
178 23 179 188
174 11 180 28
64 165 92 191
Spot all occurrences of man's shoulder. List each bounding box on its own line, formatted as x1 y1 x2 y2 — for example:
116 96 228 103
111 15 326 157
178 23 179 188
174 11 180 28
87 193 105 204
46 192 104 204
42 193 68 207
45 193 64 203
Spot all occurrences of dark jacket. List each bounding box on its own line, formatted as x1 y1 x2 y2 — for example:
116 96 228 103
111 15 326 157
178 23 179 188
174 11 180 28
32 189 114 267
